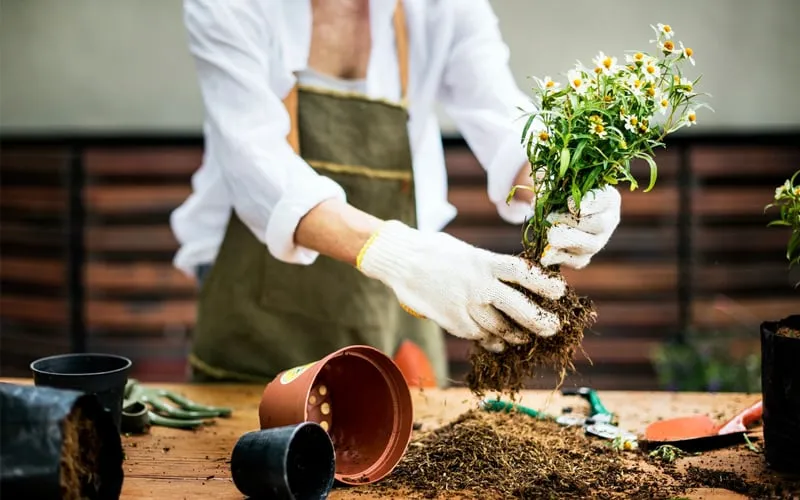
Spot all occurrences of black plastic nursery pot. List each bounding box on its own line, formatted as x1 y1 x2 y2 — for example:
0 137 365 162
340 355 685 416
231 422 335 500
760 314 800 474
0 383 124 500
31 353 132 432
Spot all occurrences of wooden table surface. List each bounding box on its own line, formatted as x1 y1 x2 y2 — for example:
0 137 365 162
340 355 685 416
3 378 794 499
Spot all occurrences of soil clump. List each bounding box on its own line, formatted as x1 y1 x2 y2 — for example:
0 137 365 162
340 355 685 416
466 259 597 398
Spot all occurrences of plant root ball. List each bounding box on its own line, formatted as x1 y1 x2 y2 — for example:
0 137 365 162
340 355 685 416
466 258 597 398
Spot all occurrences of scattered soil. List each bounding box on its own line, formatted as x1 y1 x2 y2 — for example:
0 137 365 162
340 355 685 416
59 405 103 500
362 410 800 499
776 326 800 339
466 259 597 398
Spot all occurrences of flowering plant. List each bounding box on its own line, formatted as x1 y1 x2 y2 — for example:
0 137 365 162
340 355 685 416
511 23 712 258
766 170 800 270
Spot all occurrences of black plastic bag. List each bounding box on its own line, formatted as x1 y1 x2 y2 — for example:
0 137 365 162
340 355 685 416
0 383 124 499
761 314 800 473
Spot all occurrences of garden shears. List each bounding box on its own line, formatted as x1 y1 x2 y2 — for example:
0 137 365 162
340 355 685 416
121 379 233 433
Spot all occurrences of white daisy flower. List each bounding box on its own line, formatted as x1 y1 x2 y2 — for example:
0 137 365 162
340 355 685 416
684 108 698 126
655 90 670 115
775 181 791 200
625 52 647 66
534 129 551 145
588 115 607 138
567 69 590 95
657 23 674 39
642 60 662 82
592 51 621 76
626 74 645 96
679 42 695 65
660 39 677 55
534 76 561 94
623 114 641 133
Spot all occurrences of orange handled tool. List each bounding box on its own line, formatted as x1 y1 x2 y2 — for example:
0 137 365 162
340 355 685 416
641 399 762 451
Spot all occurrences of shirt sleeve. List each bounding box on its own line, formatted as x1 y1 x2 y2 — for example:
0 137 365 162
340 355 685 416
183 0 346 265
436 0 543 225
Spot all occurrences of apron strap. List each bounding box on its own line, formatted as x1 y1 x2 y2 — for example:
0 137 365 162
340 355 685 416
282 0 409 154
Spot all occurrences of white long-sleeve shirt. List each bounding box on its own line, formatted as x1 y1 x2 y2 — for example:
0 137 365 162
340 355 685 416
170 0 535 277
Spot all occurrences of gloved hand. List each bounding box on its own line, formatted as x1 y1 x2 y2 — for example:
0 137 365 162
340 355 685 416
356 220 566 353
121 379 232 432
540 185 621 269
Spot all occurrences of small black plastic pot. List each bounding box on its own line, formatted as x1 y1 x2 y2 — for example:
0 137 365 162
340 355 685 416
31 353 132 432
0 382 124 499
760 314 800 473
231 422 335 500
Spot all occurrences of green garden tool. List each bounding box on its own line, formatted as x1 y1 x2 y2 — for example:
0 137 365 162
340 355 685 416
480 398 554 420
121 379 232 433
560 387 617 425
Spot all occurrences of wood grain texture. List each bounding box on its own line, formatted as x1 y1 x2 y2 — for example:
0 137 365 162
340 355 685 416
0 379 778 499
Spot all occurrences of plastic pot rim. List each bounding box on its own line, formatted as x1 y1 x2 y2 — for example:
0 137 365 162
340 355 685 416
30 353 132 378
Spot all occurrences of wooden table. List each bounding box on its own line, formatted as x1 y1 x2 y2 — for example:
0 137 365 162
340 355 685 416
3 379 795 499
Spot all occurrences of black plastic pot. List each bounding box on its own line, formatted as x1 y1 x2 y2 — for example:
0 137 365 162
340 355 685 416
31 353 132 432
231 422 335 500
760 314 800 473
0 382 124 499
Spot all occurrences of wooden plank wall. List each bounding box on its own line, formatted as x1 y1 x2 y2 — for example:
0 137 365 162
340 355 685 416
1 138 797 389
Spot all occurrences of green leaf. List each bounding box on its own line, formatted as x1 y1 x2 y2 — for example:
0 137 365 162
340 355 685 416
638 153 659 192
520 113 538 145
570 141 587 170
766 220 791 227
571 179 582 210
559 147 571 178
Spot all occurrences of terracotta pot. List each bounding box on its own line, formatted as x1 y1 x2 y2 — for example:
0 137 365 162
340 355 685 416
760 314 800 473
258 345 413 485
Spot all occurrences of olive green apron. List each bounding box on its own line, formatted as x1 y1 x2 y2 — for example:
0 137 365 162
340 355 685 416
188 1 448 386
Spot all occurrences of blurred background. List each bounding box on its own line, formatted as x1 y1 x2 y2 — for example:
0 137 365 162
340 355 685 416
1 0 798 391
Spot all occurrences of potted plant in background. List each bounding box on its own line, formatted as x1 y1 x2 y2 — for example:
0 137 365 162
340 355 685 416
761 170 800 473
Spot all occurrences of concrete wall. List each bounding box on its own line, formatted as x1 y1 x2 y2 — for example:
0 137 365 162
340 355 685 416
2 0 798 136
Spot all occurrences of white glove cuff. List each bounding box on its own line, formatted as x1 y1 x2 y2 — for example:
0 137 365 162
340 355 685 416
356 220 420 283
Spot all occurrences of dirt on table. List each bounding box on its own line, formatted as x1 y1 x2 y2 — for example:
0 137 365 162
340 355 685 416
776 326 800 339
357 409 800 500
466 259 597 399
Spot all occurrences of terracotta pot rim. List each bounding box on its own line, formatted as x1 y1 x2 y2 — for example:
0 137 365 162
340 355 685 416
332 346 414 485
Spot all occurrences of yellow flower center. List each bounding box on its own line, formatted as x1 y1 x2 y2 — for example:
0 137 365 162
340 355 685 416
663 25 672 33
573 78 583 88
630 117 638 126
647 86 656 97
674 75 681 84
593 124 605 134
604 95 613 102
632 79 642 88
635 52 644 61
685 47 694 57
589 115 602 123
628 65 636 71
688 112 696 123
603 57 613 69
660 98 668 107
646 65 656 74
594 67 602 74
538 131 549 142
546 80 555 88
663 41 675 51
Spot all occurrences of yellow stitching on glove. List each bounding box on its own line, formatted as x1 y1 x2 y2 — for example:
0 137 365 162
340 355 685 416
400 302 426 319
355 229 381 271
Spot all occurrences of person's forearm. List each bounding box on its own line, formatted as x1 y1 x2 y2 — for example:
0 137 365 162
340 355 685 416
512 162 536 203
294 198 384 266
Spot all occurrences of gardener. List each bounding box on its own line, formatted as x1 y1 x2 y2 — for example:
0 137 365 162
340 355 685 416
170 0 622 386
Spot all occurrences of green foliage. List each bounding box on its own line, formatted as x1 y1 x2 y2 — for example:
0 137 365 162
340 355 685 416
513 23 711 257
765 170 800 272
651 334 761 393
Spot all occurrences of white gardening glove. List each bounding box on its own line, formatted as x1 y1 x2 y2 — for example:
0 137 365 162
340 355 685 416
356 220 567 353
540 185 621 269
